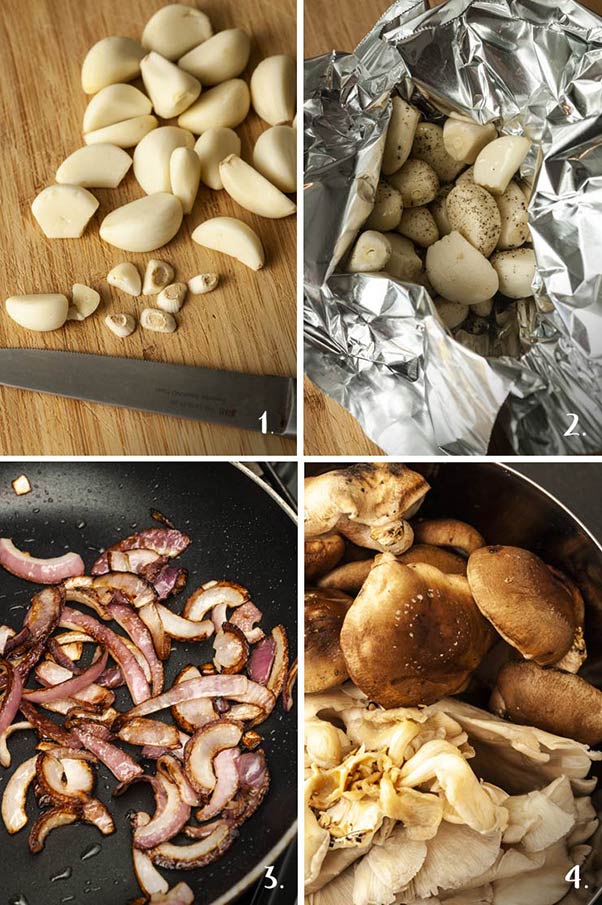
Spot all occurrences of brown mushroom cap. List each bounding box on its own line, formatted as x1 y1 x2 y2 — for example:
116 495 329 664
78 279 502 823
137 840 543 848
412 518 485 556
305 588 353 693
339 554 495 707
397 543 467 574
491 660 602 746
317 559 373 594
305 533 345 581
467 546 576 665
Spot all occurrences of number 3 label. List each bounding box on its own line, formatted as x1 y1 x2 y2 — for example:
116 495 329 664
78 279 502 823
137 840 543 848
264 865 278 889
564 413 580 437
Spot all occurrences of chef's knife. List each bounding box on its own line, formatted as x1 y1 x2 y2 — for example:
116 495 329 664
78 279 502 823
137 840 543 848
0 349 296 437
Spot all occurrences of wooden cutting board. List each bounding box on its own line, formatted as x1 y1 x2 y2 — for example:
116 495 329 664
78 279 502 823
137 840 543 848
0 0 296 455
304 0 602 456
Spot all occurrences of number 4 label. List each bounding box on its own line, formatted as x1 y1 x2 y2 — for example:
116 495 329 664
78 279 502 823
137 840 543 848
565 865 581 888
264 865 278 889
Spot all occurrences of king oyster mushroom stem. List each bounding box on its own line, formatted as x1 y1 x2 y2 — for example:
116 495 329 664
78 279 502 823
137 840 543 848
32 185 99 239
107 262 141 297
178 79 250 134
140 51 201 119
142 4 213 61
170 147 201 214
140 308 177 333
194 128 241 190
192 217 264 271
82 83 152 133
133 126 195 195
156 283 187 313
187 273 219 295
56 144 132 189
105 313 136 337
67 284 100 321
5 295 69 332
219 155 296 219
143 260 175 296
99 193 183 253
250 55 296 126
178 28 251 85
81 36 145 95
252 125 296 194
84 115 158 149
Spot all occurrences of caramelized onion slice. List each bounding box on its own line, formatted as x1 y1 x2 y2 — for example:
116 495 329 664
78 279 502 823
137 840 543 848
0 720 32 767
213 623 249 674
93 572 157 608
229 602 265 644
132 813 169 897
0 539 84 584
91 528 191 576
2 754 37 833
139 602 171 662
248 636 275 685
282 658 298 712
171 666 215 734
150 823 236 870
184 720 242 795
156 604 214 642
36 752 94 803
194 747 240 822
124 675 248 719
0 660 23 737
118 718 180 749
266 625 289 700
133 773 191 851
108 600 164 695
26 650 108 704
29 805 80 851
183 581 249 623
73 726 143 783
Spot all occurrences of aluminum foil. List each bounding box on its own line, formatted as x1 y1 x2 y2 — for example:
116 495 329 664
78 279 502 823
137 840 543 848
304 0 602 454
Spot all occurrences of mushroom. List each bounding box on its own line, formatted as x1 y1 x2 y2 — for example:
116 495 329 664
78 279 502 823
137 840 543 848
466 546 576 665
490 661 602 746
305 588 353 693
317 560 373 594
305 533 345 580
412 518 485 556
339 554 495 707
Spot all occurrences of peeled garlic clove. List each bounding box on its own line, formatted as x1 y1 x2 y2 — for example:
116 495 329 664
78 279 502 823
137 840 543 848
140 308 177 333
140 51 201 119
178 80 250 134
32 185 99 239
178 28 251 85
100 193 183 253
443 116 497 165
194 127 241 190
250 55 295 126
84 115 158 149
107 262 141 296
491 248 536 299
192 217 264 271
5 294 69 332
68 284 100 320
348 231 391 273
56 144 132 188
143 259 175 296
105 313 136 337
83 83 152 133
187 273 219 294
219 154 296 219
170 147 201 214
156 282 187 313
133 126 195 195
81 36 145 95
142 4 213 61
252 125 296 194
473 136 532 196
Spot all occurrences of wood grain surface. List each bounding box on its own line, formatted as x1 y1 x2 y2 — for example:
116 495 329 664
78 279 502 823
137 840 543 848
304 0 602 456
0 0 296 455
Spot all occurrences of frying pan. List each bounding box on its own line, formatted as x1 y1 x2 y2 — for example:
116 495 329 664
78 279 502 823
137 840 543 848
0 461 297 905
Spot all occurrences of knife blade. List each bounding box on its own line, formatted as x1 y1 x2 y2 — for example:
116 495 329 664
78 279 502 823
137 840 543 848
0 349 296 437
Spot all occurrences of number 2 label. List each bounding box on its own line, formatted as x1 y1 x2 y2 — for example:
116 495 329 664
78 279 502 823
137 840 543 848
564 413 580 437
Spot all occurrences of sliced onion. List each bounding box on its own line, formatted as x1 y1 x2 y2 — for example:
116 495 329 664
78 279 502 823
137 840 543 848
124 675 248 719
152 565 188 601
108 549 163 573
184 720 242 795
148 882 194 904
248 637 276 685
0 539 84 584
19 700 82 748
66 718 114 742
73 726 143 783
139 602 171 662
157 754 199 807
266 625 289 700
108 600 164 695
0 625 15 655
93 572 157 608
91 528 191 575
282 658 297 712
229 602 265 644
194 748 240 822
183 818 228 839
213 623 249 674
1 754 37 833
150 823 235 870
211 603 229 633
5 586 65 655
133 774 191 850
132 812 170 897
171 666 216 734
0 661 23 736
82 796 115 834
36 751 94 803
117 718 180 749
156 604 214 642
223 758 269 827
47 636 83 670
237 750 267 789
63 585 112 619
227 680 275 720
0 720 32 767
183 581 249 623
26 650 108 704
228 704 263 722
29 805 80 851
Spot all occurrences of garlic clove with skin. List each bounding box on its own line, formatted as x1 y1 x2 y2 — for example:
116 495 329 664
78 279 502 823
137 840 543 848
156 282 187 313
140 308 177 333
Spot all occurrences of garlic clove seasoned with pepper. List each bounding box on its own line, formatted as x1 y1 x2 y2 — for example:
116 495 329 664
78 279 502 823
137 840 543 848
156 282 187 313
140 308 177 333
143 259 175 295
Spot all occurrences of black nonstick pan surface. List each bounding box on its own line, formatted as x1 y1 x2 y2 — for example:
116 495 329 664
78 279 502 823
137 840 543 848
0 461 297 905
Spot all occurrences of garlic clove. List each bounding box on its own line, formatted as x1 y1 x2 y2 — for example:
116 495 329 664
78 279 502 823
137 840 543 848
83 83 152 133
56 144 132 189
156 282 187 313
81 36 145 95
107 262 142 297
194 127 241 190
252 125 296 194
250 55 295 126
133 126 195 195
5 294 69 332
140 51 201 119
219 154 296 219
100 193 183 253
187 273 219 294
32 185 99 239
142 4 213 61
140 308 177 333
473 136 532 196
68 284 100 320
84 115 158 149
178 28 251 85
192 217 264 271
143 260 175 296
170 147 201 214
105 313 136 337
178 80 250 134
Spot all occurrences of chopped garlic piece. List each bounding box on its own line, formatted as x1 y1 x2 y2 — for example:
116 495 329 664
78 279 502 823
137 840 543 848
187 273 219 294
140 308 177 333
143 259 174 295
105 313 136 337
11 475 31 496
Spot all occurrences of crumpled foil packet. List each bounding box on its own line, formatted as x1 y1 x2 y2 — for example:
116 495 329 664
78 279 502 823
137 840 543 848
304 0 602 454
